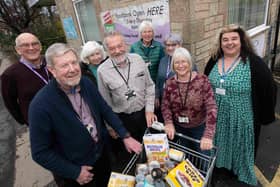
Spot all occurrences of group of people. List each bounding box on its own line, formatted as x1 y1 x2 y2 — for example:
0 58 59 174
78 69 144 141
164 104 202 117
0 20 276 187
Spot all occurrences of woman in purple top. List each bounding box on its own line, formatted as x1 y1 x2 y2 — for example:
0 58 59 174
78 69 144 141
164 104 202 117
161 47 217 151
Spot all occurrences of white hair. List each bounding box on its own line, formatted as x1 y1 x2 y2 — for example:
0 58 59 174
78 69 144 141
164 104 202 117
138 20 154 36
171 47 193 72
80 41 106 64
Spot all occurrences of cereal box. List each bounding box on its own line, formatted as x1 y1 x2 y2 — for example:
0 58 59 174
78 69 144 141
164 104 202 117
107 172 135 187
143 133 169 165
165 159 205 187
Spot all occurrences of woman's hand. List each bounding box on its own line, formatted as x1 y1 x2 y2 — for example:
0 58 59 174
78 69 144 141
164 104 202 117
200 137 213 150
164 123 175 140
155 98 160 109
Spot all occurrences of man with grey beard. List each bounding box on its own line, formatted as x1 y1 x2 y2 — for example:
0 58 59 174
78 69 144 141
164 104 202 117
98 32 157 161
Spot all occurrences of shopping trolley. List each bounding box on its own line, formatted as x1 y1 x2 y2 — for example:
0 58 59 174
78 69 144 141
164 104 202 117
122 127 217 187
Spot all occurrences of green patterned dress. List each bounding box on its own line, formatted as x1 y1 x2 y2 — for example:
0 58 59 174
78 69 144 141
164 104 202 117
208 60 257 186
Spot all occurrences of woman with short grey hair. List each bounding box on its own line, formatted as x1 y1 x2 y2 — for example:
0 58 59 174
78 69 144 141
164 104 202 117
155 33 196 122
130 20 164 83
80 41 108 85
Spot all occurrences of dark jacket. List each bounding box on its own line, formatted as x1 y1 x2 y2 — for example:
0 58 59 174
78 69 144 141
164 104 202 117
204 54 277 154
1 58 49 124
80 63 97 85
80 56 109 85
29 76 129 180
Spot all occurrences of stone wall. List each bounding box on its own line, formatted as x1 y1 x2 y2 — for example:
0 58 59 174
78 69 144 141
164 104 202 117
55 0 280 70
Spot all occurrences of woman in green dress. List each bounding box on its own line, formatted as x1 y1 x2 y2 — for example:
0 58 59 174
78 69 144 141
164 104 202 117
204 24 277 186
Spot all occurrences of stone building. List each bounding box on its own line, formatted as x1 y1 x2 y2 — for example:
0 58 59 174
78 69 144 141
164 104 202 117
37 0 280 70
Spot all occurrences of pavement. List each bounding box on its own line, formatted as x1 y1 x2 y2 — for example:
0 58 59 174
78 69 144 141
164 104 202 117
0 58 280 186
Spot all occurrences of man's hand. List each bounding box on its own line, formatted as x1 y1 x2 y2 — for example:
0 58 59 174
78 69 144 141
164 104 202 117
200 137 213 150
164 123 175 140
145 112 157 127
76 166 94 185
123 137 142 154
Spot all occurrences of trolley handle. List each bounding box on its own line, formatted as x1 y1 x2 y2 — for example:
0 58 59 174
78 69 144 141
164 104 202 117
149 122 217 150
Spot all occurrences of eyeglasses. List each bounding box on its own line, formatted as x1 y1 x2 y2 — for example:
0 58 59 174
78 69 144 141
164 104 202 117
165 43 177 47
18 41 40 49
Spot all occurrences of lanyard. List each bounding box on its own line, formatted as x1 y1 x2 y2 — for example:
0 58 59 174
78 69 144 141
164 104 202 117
20 61 49 85
111 59 131 89
165 56 172 78
220 56 240 83
177 73 192 110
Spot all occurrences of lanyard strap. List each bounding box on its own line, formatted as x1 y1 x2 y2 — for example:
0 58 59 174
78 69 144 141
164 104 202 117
20 61 49 85
111 59 131 89
166 56 172 78
221 56 240 80
177 73 192 110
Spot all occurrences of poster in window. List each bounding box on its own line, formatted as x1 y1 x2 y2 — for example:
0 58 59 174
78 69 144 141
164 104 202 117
63 17 78 39
100 0 170 45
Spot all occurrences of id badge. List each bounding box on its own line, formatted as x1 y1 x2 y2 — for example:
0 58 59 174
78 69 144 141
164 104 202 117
178 116 189 123
125 89 136 100
216 88 226 95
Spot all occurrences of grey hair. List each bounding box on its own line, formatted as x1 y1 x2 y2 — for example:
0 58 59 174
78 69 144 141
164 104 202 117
80 41 106 64
45 43 78 67
15 32 41 47
138 20 154 36
171 47 193 72
164 33 183 46
103 31 125 50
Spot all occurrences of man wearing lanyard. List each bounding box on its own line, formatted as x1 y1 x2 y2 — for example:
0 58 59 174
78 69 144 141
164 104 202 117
98 31 157 161
1 33 50 125
29 43 141 187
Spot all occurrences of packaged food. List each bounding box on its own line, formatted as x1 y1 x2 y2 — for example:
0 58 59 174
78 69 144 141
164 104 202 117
136 163 149 175
107 172 135 187
165 159 205 187
143 133 169 165
169 148 185 162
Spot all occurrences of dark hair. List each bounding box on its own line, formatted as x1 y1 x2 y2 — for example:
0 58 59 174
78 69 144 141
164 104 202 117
211 24 256 62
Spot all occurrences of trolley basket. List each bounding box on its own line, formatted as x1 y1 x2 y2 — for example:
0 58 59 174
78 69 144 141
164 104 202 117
122 128 217 187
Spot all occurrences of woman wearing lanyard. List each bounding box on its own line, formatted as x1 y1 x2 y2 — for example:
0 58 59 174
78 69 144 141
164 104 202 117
155 33 197 122
161 47 217 154
204 24 276 186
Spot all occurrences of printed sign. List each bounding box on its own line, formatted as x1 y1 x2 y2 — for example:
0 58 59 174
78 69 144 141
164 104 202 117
62 17 78 39
101 0 170 44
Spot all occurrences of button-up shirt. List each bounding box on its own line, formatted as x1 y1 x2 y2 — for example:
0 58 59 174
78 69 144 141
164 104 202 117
98 53 155 114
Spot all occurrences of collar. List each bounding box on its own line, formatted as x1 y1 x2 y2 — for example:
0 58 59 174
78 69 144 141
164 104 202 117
140 39 155 48
20 57 43 69
59 84 81 95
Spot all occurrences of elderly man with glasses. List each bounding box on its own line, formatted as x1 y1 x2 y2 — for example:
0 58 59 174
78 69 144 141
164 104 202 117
1 32 51 125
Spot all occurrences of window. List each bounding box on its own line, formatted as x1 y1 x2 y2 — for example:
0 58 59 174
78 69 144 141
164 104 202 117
228 0 269 31
73 0 101 43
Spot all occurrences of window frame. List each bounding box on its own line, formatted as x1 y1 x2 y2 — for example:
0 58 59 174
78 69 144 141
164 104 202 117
73 0 101 44
229 0 270 37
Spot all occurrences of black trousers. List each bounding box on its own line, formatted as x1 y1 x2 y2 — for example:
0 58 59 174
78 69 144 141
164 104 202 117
117 108 146 142
53 149 111 187
110 109 146 171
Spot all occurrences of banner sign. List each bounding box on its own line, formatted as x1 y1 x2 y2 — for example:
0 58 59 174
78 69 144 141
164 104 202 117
101 0 170 44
